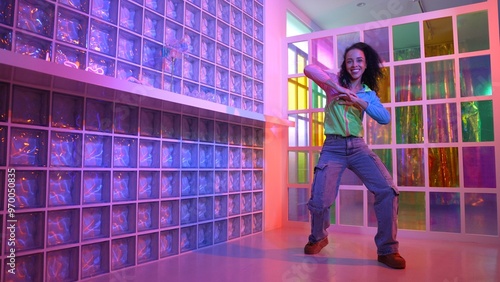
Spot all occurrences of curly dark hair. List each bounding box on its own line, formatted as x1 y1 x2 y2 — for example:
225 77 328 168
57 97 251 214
338 42 383 93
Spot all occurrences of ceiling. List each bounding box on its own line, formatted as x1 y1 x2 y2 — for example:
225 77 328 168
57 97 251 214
289 0 486 30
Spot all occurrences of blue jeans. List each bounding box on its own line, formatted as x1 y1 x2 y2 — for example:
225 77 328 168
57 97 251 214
307 134 400 255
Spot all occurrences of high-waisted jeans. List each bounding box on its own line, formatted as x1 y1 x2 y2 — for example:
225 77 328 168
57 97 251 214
307 134 400 255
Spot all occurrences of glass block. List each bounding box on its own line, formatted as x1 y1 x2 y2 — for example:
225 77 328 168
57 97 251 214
253 212 262 232
216 67 229 91
243 34 252 56
254 40 263 61
5 253 43 282
11 170 45 209
166 0 184 23
200 61 215 86
393 22 420 61
199 171 214 195
91 0 118 24
138 232 158 263
459 55 492 97
424 17 454 57
114 104 139 135
230 72 241 94
254 81 263 101
217 0 230 23
144 10 164 42
427 103 458 143
241 192 252 213
200 86 217 102
366 110 391 145
81 242 109 278
183 80 200 98
364 27 389 62
241 126 252 146
17 0 55 38
199 144 213 168
161 170 180 197
241 214 252 236
215 171 228 194
47 209 80 246
230 28 242 52
242 77 253 98
216 90 229 105
227 217 240 239
395 105 423 144
229 171 240 192
465 193 498 235
50 131 82 167
228 147 240 169
51 92 83 129
47 247 79 281
201 13 216 39
113 171 137 201
161 200 179 227
88 52 116 76
216 44 229 67
243 0 252 15
198 196 213 221
83 171 111 204
162 112 181 139
214 195 227 218
111 237 135 270
14 31 51 60
399 191 426 230
253 170 263 190
89 19 117 56
242 14 252 35
231 0 242 9
137 202 159 231
396 148 424 187
56 7 88 47
120 0 143 33
214 219 227 243
146 0 164 13
12 85 49 126
253 127 263 147
180 198 197 225
143 39 163 71
463 146 496 188
181 171 197 196
242 55 252 77
426 60 456 99
242 98 252 111
217 21 229 45
462 100 493 142
139 140 160 168
183 54 200 81
82 206 110 240
230 7 242 29
254 61 263 81
185 3 201 31
202 0 216 15
228 124 241 145
139 171 160 199
48 170 80 207
253 149 263 168
140 108 161 137
85 99 113 132
228 194 240 217
160 229 179 257
142 69 161 90
0 0 14 26
10 127 48 167
118 30 141 64
162 141 180 168
241 148 252 169
395 63 422 102
0 26 12 51
430 192 461 233
113 137 137 168
253 191 263 211
254 22 263 42
254 2 263 23
198 222 213 247
112 204 136 235
201 36 216 62
180 225 197 252
181 116 198 141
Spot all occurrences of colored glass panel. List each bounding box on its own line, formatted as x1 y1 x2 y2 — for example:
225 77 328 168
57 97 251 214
430 192 461 233
339 190 363 226
424 17 454 57
426 60 456 100
465 193 498 235
364 27 389 62
396 105 423 144
458 11 489 53
288 151 309 184
311 36 334 70
427 103 458 143
287 41 308 75
373 149 392 175
393 22 420 61
311 112 324 147
459 55 492 97
396 148 424 187
287 188 309 222
399 191 426 230
428 147 459 187
287 77 308 110
378 67 391 103
366 109 391 145
395 63 422 102
461 100 494 142
311 82 326 109
462 146 496 188
329 201 336 224
288 113 309 147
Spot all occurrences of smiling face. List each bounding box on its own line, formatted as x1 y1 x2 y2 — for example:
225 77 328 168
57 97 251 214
344 48 367 82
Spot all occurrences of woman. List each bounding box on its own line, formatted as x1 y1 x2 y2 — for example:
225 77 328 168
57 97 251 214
303 42 406 269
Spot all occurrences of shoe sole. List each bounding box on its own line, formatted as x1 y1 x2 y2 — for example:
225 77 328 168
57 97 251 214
304 238 328 255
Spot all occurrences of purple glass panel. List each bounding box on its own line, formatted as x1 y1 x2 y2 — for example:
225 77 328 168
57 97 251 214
463 146 496 188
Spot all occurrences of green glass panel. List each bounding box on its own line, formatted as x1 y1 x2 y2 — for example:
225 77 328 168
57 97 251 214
311 36 334 70
395 63 422 102
399 191 426 230
426 60 456 99
311 82 326 109
461 100 494 142
427 103 458 143
366 109 391 145
378 67 391 103
430 192 461 233
288 151 309 184
465 193 498 235
329 201 336 224
364 27 389 62
339 190 363 226
428 147 459 187
396 105 423 144
311 112 324 147
373 149 392 175
393 22 420 61
336 32 360 69
424 17 454 57
459 55 492 97
288 113 310 147
396 148 424 187
458 10 489 53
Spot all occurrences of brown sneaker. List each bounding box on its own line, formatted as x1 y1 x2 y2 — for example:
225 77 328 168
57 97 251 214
377 253 406 269
304 237 329 255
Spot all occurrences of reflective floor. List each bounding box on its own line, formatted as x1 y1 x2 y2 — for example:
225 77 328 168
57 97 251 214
85 226 500 282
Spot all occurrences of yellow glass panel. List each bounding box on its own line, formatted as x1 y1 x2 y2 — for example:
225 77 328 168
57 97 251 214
424 17 454 57
287 78 298 110
378 67 391 103
311 112 324 147
428 147 459 187
399 191 426 230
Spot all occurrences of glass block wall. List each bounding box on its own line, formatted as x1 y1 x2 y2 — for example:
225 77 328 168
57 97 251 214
0 0 264 113
286 3 499 240
0 0 265 280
